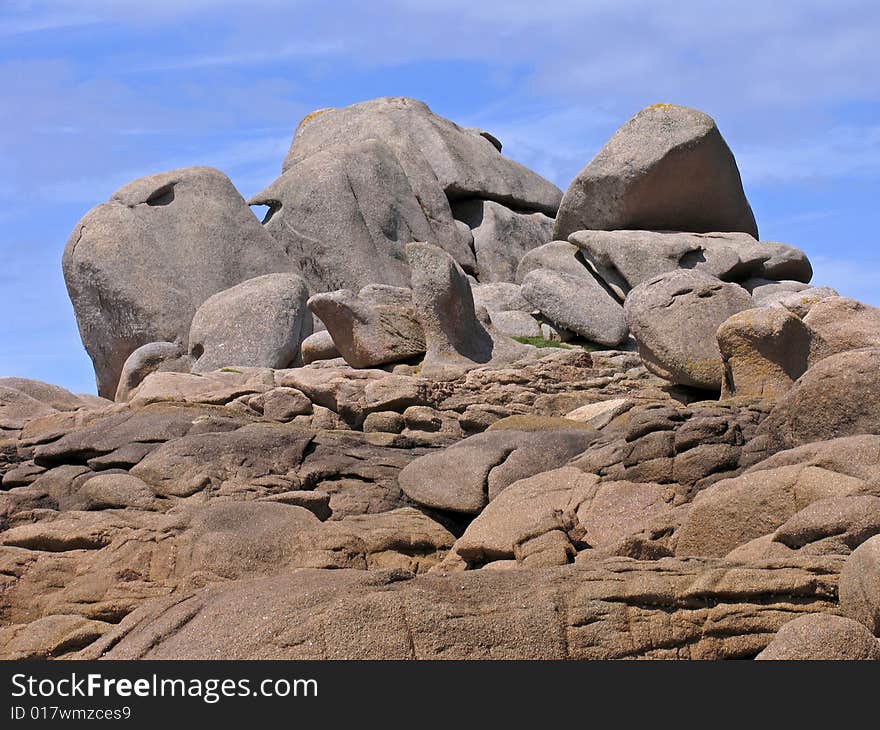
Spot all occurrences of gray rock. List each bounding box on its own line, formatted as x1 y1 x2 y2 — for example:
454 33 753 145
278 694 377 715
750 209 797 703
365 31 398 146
251 139 473 291
300 330 340 365
407 242 533 380
63 166 292 398
758 348 880 449
0 378 89 412
840 535 880 635
398 429 597 514
554 104 758 240
744 278 809 305
114 342 191 402
756 614 880 660
307 285 424 368
471 282 531 314
569 229 810 297
624 270 752 390
521 269 628 347
452 199 554 282
283 97 562 215
488 310 543 339
717 306 812 400
515 240 590 284
188 273 312 373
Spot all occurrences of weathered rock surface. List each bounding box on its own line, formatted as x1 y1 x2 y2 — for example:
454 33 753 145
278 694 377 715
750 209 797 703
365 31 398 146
521 269 628 346
407 242 533 379
756 614 880 660
453 199 554 282
717 306 812 399
570 229 810 297
839 535 880 635
63 166 292 397
114 342 192 402
802 296 880 362
282 97 562 215
554 104 758 240
188 273 312 373
624 270 752 390
758 348 880 449
308 285 424 368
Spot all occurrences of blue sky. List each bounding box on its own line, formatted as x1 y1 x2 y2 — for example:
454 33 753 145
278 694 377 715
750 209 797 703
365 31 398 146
2 0 878 394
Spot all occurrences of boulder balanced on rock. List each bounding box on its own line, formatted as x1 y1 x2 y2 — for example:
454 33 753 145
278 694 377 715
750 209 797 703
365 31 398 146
553 103 758 240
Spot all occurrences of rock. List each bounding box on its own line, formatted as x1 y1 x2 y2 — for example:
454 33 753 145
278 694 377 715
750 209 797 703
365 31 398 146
486 415 599 433
565 398 633 429
515 240 590 284
130 423 313 497
114 342 192 402
399 429 597 513
407 242 533 379
254 387 313 420
128 370 270 408
450 468 597 566
675 464 865 557
521 268 628 347
188 273 311 373
283 97 562 216
252 138 475 289
0 378 89 412
362 411 405 434
553 104 757 240
76 473 156 511
717 306 812 399
307 286 424 368
745 278 809 305
471 282 531 314
259 490 332 521
756 614 880 660
772 286 839 318
772 496 880 551
839 535 880 635
63 166 293 397
300 330 340 365
624 270 752 390
452 199 553 282
0 386 58 431
81 554 841 660
569 230 810 297
0 614 112 660
803 297 880 362
758 348 880 450
488 310 544 339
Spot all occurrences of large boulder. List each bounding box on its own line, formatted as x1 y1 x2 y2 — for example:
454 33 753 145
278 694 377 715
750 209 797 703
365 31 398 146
569 229 810 298
520 269 628 347
406 242 533 380
717 306 812 400
282 97 563 215
802 297 880 362
307 285 424 368
188 273 312 373
553 104 758 241
452 199 554 282
63 166 292 398
250 139 472 291
674 464 864 557
516 240 590 284
758 348 880 449
756 614 880 660
114 342 192 402
839 535 880 636
624 270 752 390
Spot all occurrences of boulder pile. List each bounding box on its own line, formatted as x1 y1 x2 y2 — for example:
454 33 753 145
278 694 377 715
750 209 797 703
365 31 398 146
2 98 877 659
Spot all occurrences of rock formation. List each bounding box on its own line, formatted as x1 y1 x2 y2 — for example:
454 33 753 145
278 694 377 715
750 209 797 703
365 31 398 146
3 97 876 660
